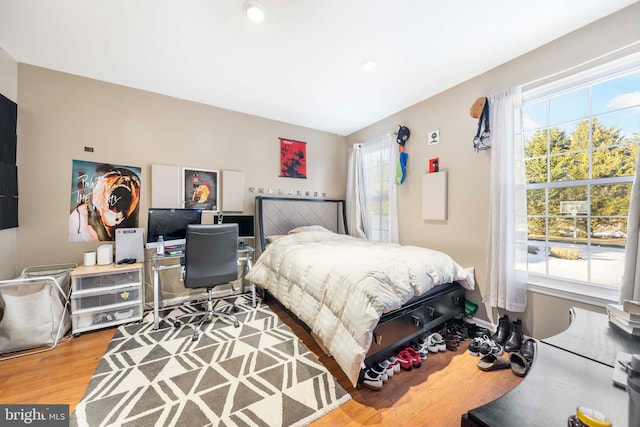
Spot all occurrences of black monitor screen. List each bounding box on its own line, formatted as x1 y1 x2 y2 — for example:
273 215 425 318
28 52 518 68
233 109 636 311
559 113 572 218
146 208 202 248
215 215 254 237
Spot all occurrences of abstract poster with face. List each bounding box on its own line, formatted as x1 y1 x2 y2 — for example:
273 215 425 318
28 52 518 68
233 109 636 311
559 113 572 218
69 160 142 242
182 168 219 211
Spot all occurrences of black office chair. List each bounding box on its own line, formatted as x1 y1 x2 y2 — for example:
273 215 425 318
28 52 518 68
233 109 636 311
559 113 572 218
174 223 240 341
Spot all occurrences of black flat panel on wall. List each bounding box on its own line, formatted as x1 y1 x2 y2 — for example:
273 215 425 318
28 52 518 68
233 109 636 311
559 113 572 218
0 163 17 196
0 129 16 164
0 196 18 229
0 93 17 230
0 93 17 133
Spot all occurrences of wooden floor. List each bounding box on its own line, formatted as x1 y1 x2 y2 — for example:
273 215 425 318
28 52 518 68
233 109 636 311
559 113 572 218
0 301 522 426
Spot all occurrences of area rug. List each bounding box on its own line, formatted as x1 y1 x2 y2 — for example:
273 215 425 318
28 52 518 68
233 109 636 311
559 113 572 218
70 295 351 427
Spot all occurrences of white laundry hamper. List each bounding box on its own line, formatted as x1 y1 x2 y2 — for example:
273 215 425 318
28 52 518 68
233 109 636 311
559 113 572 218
0 263 76 357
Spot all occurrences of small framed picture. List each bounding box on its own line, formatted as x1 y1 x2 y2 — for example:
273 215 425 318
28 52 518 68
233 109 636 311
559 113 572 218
182 168 219 211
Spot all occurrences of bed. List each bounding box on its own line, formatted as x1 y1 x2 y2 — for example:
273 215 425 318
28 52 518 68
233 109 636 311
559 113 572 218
246 196 475 387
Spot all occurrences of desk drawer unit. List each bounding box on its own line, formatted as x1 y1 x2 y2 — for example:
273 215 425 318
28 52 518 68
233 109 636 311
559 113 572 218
70 263 144 336
72 302 143 333
73 269 141 291
365 283 464 363
72 286 141 311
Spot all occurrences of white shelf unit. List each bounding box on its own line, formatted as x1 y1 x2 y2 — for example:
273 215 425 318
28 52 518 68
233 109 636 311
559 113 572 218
70 263 144 336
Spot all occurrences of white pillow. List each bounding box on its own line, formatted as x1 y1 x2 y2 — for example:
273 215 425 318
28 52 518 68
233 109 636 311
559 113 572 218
288 225 331 234
266 234 287 243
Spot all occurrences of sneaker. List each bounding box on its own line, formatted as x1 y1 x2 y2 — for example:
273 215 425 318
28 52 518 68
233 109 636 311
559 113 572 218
450 322 469 340
386 355 401 373
360 369 384 391
468 336 485 356
410 342 428 361
378 359 395 377
395 349 413 371
431 333 446 352
479 337 503 357
445 338 458 351
369 363 389 383
423 334 440 353
405 347 422 368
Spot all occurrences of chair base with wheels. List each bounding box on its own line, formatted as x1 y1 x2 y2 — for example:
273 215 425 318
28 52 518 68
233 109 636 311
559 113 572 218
172 287 240 341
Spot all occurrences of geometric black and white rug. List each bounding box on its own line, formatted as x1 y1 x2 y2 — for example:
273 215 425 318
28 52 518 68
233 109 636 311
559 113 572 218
70 295 351 427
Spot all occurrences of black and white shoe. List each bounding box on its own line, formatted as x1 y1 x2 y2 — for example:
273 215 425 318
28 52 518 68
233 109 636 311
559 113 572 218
410 342 428 361
360 369 384 391
369 363 389 383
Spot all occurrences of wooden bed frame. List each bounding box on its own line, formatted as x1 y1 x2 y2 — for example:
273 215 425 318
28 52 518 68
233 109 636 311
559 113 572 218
253 196 465 374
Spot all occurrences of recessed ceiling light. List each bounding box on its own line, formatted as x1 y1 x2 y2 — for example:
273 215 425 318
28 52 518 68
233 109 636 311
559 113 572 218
243 0 265 23
362 61 377 72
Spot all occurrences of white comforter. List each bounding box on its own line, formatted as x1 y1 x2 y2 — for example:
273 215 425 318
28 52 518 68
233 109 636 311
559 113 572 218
245 231 475 386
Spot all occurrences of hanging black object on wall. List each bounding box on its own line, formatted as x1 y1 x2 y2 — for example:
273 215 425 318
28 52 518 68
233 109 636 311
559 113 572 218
0 93 18 230
473 98 491 152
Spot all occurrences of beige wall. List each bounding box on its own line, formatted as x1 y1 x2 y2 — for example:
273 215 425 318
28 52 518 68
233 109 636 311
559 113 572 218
347 3 640 338
6 3 639 333
15 65 347 281
0 48 18 280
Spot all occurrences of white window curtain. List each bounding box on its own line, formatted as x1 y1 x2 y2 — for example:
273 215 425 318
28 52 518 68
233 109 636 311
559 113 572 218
346 144 368 239
620 148 640 302
486 87 529 312
346 133 399 242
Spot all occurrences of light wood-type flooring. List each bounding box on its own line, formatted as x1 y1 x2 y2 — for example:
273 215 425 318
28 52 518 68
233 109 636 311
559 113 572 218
0 300 522 426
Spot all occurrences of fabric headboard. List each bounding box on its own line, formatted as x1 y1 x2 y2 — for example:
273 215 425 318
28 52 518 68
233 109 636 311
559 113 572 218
255 196 347 253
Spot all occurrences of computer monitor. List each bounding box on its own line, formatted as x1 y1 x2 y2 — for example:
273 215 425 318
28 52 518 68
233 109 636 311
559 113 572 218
146 208 203 249
214 214 254 237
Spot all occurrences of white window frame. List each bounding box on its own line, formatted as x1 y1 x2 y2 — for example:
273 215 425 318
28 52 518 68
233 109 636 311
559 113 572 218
521 52 640 305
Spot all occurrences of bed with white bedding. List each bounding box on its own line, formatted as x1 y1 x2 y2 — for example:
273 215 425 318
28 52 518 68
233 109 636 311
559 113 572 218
246 196 475 387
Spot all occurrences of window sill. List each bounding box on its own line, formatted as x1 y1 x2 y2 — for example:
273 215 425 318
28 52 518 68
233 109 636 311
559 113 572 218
527 274 620 308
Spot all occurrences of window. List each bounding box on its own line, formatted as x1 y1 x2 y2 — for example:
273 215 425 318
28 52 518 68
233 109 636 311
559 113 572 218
359 135 394 242
347 133 398 243
521 54 640 300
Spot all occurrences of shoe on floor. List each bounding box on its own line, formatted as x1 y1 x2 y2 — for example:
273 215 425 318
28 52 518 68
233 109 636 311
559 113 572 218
430 333 446 352
378 359 395 377
410 342 428 361
450 322 469 340
519 338 536 362
359 368 384 391
369 363 389 383
395 349 414 371
423 334 440 353
510 352 531 377
468 336 485 356
445 337 458 351
386 355 401 373
478 353 511 371
480 337 503 357
405 347 422 368
504 319 523 353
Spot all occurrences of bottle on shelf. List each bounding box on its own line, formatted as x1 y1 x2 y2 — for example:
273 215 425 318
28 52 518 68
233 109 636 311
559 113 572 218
156 235 165 257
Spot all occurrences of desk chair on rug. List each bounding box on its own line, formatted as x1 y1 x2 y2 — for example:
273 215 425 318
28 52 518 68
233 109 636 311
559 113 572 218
174 223 240 341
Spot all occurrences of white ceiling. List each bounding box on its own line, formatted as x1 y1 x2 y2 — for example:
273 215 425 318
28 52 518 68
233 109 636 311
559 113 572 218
0 0 637 135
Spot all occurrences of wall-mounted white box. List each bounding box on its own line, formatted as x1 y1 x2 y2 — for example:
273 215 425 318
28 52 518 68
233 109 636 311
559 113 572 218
422 171 447 220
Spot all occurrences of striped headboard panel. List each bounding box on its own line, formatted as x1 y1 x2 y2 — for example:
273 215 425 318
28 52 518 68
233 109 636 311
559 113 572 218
255 196 347 253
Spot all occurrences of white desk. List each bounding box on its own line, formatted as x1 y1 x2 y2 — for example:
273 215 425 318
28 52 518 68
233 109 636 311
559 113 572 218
150 246 255 330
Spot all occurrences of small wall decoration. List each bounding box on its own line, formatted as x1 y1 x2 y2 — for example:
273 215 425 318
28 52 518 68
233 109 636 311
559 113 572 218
279 138 307 178
69 160 141 242
182 167 219 211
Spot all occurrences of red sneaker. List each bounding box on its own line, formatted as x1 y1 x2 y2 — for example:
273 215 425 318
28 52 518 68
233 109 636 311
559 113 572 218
404 347 422 368
395 349 413 371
